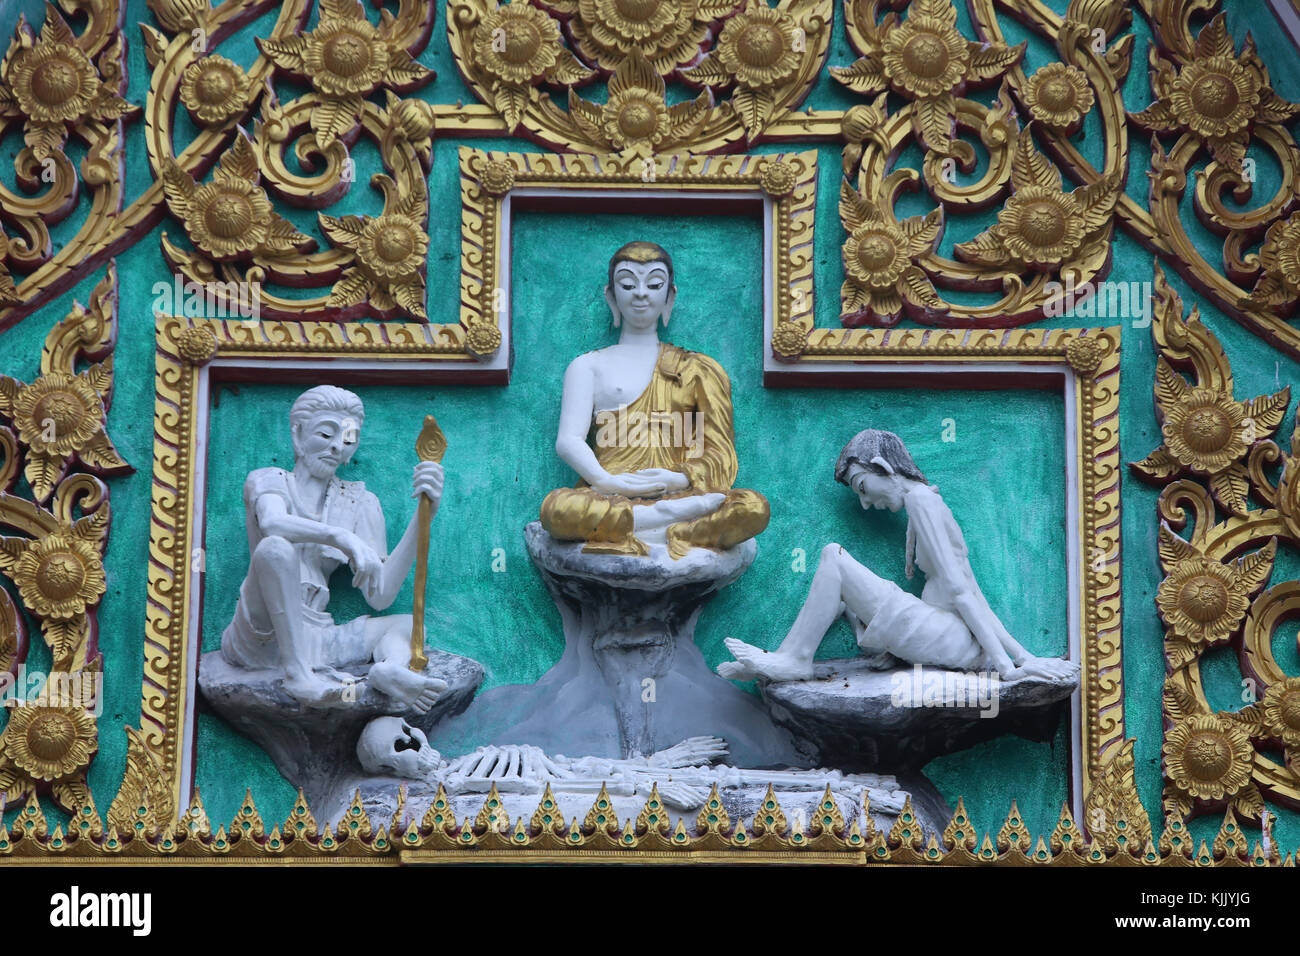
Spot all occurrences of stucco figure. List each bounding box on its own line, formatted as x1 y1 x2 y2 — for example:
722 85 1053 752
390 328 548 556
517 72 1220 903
219 385 450 710
540 240 769 560
358 719 906 814
718 429 1079 684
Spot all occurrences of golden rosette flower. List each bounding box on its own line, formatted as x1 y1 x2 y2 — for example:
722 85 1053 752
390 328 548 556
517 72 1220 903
681 0 813 138
0 365 126 503
601 88 670 151
760 160 797 196
302 15 389 97
1065 336 1105 377
954 129 1119 273
9 530 106 621
186 177 275 260
829 0 1023 154
179 55 250 127
465 321 503 356
474 1 562 85
0 6 136 160
839 180 945 326
469 1 593 131
560 0 733 74
320 176 429 318
1133 348 1288 516
1261 678 1300 749
10 372 99 458
355 214 428 283
162 131 311 263
479 159 516 195
1024 62 1093 131
712 0 801 90
1162 387 1246 475
770 321 808 358
176 326 219 365
1154 524 1273 648
1164 714 1254 803
879 8 968 99
1131 13 1298 174
258 0 432 148
0 702 97 782
1244 213 1300 308
568 47 709 155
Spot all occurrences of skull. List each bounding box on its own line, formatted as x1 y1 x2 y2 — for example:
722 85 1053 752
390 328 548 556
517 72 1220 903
357 716 443 779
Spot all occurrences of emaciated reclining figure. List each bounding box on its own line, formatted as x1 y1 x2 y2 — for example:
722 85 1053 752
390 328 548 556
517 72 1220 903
718 429 1078 684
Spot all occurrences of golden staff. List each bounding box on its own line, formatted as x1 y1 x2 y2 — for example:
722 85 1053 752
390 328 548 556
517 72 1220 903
410 414 447 672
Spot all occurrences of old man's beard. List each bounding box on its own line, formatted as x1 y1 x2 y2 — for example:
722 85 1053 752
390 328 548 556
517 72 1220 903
303 454 340 479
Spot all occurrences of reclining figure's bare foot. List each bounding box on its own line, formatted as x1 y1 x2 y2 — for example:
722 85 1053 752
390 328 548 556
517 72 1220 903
369 661 449 714
1004 656 1079 682
716 638 814 683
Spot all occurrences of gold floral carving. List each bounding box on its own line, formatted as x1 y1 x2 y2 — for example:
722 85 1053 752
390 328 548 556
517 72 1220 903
0 0 138 324
162 131 311 263
955 128 1119 273
1132 269 1289 518
0 268 127 503
1024 62 1093 132
553 0 741 75
0 265 124 816
1134 270 1300 819
839 178 943 326
0 4 136 161
448 0 830 149
1131 13 1297 176
567 48 711 156
320 175 430 318
178 55 251 128
834 0 1023 157
258 0 435 148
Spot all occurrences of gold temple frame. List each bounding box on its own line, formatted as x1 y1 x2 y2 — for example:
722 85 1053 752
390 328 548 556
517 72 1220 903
763 324 1126 819
457 146 819 355
138 313 508 823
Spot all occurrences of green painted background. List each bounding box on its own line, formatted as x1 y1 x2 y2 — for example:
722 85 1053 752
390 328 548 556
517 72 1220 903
1 0 1298 852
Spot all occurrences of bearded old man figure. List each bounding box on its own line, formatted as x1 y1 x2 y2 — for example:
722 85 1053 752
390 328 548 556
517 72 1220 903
220 385 449 709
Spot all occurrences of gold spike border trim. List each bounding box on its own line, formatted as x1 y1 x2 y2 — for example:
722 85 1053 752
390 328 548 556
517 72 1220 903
0 777 1292 866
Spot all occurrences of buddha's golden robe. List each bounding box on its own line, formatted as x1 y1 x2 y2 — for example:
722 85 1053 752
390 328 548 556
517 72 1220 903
541 343 769 560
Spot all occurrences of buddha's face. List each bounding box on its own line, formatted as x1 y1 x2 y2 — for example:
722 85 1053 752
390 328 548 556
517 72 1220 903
293 410 360 479
606 259 674 330
847 462 904 513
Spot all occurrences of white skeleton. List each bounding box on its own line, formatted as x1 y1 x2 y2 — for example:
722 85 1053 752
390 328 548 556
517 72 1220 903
357 717 907 813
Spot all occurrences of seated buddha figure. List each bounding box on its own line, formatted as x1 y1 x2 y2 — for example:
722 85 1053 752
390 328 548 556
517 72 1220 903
540 241 769 560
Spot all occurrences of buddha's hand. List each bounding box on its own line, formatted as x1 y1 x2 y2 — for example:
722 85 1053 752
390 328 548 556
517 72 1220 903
411 461 444 515
591 472 671 498
632 468 690 493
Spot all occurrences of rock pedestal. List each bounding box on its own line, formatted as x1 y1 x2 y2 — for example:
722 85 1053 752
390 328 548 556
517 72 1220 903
197 647 483 814
761 658 1078 770
432 523 805 769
